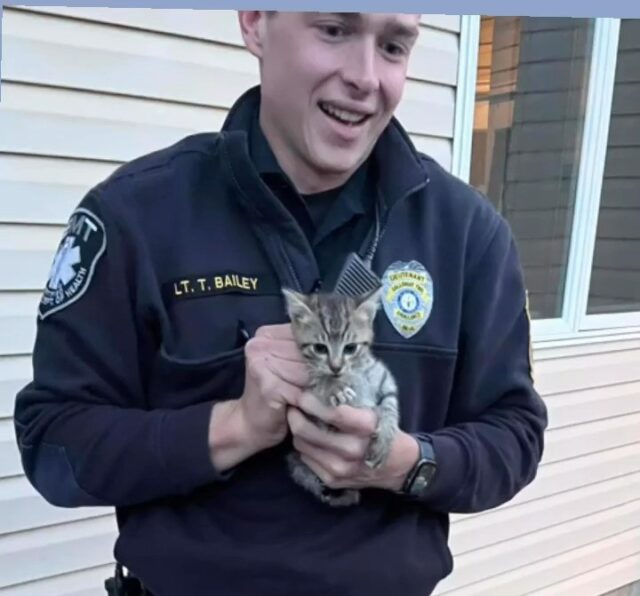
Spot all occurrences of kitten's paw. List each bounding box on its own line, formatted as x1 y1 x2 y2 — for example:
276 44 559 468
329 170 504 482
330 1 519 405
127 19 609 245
343 387 357 402
329 387 357 407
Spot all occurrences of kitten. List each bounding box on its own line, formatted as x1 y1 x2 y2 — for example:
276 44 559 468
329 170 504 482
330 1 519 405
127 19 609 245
282 287 400 507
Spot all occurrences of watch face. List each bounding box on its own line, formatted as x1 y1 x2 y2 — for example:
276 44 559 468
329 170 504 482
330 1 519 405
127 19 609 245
411 462 436 496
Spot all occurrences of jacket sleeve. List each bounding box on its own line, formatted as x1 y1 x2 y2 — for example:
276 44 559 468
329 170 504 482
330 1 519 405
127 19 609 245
416 215 548 514
13 190 225 509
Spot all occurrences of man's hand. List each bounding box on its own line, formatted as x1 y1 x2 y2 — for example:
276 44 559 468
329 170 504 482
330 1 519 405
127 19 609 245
287 391 419 492
209 324 308 472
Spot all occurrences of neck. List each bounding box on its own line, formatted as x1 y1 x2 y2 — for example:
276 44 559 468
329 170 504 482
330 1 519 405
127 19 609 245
259 110 360 195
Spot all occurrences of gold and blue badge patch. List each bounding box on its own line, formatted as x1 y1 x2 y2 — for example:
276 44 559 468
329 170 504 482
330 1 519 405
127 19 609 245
381 260 433 339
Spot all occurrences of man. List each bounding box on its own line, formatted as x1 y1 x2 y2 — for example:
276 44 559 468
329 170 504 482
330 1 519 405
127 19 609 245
14 11 547 596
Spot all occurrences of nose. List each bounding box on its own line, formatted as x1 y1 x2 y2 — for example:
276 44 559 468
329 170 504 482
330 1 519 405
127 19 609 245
342 39 379 96
329 360 344 375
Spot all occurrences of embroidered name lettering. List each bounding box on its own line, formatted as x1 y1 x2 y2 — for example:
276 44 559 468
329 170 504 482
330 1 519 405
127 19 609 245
163 271 277 303
212 275 259 292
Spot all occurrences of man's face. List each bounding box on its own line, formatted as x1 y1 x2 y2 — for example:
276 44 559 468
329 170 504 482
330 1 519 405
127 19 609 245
240 12 421 189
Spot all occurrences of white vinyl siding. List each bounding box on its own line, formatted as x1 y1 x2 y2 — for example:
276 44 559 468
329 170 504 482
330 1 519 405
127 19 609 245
0 8 460 594
433 337 640 595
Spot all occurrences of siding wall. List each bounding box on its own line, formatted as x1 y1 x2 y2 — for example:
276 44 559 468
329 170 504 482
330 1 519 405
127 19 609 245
433 336 640 595
1 8 639 596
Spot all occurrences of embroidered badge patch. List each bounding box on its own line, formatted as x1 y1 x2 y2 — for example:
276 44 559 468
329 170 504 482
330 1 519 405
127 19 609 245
381 260 434 339
38 207 106 320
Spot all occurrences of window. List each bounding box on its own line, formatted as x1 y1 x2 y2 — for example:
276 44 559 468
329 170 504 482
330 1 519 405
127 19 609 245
470 17 594 320
458 16 640 338
587 19 640 316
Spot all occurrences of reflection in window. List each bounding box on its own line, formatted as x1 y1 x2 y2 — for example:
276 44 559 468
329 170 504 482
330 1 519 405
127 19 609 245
470 17 594 319
588 19 640 315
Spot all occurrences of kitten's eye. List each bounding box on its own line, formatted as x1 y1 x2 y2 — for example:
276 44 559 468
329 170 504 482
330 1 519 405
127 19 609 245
313 344 329 355
343 343 358 356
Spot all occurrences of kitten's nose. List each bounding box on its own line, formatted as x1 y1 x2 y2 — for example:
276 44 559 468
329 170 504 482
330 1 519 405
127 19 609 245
329 361 343 375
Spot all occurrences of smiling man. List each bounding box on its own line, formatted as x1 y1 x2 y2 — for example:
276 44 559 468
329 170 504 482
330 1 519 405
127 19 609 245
251 12 419 193
14 11 547 596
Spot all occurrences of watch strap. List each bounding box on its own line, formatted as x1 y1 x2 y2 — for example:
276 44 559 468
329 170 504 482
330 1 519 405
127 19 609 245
401 435 437 497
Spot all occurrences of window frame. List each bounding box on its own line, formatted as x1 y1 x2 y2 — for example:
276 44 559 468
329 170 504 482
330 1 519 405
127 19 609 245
453 16 640 343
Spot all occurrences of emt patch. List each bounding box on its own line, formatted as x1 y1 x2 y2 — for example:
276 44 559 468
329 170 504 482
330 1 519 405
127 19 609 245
381 260 434 339
38 208 106 320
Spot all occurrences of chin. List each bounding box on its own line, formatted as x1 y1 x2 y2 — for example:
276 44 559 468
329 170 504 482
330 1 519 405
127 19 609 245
312 151 367 177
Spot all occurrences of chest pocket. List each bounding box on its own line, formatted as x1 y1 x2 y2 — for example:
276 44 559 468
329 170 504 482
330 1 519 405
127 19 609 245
371 341 457 433
149 291 288 409
371 309 458 432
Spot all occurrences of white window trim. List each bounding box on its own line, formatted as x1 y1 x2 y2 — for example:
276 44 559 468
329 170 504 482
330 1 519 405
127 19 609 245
564 18 627 333
451 15 480 182
453 16 640 344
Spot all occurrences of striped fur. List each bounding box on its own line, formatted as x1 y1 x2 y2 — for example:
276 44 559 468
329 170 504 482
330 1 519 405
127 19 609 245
282 288 400 507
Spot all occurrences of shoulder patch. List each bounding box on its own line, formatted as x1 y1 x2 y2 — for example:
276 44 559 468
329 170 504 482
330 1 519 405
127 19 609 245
38 208 107 320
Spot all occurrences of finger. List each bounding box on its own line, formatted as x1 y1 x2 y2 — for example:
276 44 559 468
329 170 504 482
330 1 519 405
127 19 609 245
288 409 367 461
265 339 307 363
331 406 378 436
297 392 378 437
298 451 350 489
248 334 306 364
295 391 337 421
255 324 295 341
266 357 309 387
252 367 302 410
272 379 304 409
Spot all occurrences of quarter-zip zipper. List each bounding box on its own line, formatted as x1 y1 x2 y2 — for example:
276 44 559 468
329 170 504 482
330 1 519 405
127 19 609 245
222 131 320 293
360 177 431 268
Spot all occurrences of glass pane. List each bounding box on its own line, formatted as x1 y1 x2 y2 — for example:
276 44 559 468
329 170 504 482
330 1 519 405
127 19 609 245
470 17 595 319
588 19 640 315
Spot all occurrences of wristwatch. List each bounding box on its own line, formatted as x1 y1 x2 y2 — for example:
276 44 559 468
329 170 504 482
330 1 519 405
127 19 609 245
401 435 438 498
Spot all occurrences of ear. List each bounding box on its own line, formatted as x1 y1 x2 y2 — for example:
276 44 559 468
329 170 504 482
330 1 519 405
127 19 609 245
238 11 269 59
282 288 314 325
354 287 382 323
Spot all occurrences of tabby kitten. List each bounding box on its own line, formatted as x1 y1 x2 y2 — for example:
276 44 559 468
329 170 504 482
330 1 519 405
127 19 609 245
282 287 400 507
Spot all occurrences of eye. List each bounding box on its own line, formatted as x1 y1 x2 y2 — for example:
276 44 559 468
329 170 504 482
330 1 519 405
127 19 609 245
313 344 329 355
382 41 408 59
323 25 343 37
343 343 358 356
317 22 349 39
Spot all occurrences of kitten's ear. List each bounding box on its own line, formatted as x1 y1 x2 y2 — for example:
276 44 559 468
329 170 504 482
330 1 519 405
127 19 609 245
354 287 382 323
282 288 314 325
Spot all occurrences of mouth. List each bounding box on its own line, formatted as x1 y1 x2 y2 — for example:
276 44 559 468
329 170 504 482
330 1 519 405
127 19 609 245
318 101 372 127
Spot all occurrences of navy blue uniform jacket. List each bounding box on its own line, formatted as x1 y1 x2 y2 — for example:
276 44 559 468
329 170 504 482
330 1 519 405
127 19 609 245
14 86 547 596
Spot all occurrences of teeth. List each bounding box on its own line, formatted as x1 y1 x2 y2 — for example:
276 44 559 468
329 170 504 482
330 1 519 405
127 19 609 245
320 102 367 124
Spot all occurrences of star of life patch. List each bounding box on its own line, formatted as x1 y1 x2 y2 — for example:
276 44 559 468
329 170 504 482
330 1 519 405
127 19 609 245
38 207 106 320
381 260 434 339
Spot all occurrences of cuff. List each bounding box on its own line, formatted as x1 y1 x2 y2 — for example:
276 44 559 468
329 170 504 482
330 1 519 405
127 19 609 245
159 401 232 494
413 431 469 510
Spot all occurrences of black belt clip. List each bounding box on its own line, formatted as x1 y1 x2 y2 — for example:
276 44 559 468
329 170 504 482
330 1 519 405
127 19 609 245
105 563 147 596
